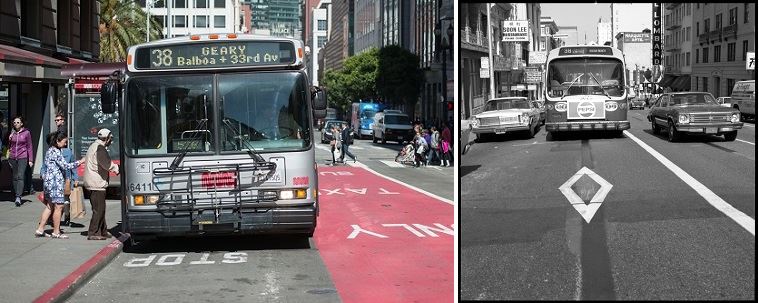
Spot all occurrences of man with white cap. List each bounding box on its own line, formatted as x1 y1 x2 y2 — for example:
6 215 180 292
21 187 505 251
82 128 119 240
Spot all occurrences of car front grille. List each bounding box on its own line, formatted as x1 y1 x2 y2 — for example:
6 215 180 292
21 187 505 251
479 116 518 126
690 113 730 123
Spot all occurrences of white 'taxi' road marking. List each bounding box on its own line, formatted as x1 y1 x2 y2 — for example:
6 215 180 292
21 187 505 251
736 139 755 145
624 130 755 235
350 162 454 205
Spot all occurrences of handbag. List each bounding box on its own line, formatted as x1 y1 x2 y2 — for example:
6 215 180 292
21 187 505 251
69 187 86 219
64 179 72 196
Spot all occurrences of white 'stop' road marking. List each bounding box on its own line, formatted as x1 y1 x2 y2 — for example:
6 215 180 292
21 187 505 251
624 130 755 235
349 162 454 205
736 139 755 145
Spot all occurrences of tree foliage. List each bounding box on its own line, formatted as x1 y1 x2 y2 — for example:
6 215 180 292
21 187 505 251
99 0 163 62
322 48 379 113
377 45 423 118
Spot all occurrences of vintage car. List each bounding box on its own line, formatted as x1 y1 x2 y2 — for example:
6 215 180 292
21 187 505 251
531 100 546 125
629 96 647 110
321 120 347 143
647 92 742 142
470 97 541 140
716 97 732 108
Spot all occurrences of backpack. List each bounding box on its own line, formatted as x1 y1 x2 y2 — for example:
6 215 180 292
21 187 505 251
344 128 354 145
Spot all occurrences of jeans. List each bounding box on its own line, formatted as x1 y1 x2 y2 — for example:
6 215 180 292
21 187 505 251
340 144 355 161
8 158 28 198
427 148 440 165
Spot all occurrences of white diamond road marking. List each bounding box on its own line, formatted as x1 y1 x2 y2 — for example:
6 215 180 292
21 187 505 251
558 166 613 223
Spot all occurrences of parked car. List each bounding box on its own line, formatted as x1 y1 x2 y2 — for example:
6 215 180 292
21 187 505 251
629 96 647 110
531 100 546 125
715 97 732 108
730 80 755 121
470 97 541 140
647 92 742 142
321 120 347 143
372 110 414 144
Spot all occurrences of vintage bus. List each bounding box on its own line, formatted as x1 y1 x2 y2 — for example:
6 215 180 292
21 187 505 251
99 34 327 245
543 45 630 139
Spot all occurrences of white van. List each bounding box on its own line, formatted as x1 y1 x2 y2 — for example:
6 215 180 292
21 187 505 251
730 80 755 121
372 110 413 144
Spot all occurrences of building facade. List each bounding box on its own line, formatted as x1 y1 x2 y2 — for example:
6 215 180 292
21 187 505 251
302 0 321 47
354 0 381 54
597 18 612 46
0 0 101 180
616 32 653 96
610 3 652 48
659 3 694 92
310 2 330 85
141 0 241 38
321 0 353 73
692 2 756 97
414 0 453 125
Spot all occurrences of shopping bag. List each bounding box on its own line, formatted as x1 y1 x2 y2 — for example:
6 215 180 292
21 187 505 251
63 179 71 196
69 187 86 219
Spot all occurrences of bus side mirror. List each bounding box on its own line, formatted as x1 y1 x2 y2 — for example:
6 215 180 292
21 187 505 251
100 80 119 114
313 87 327 111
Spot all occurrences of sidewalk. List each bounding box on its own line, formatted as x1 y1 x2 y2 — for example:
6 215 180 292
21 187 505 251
0 192 124 302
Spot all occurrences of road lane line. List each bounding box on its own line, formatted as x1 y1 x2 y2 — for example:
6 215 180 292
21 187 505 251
378 160 405 168
736 139 755 145
349 162 454 205
624 130 755 235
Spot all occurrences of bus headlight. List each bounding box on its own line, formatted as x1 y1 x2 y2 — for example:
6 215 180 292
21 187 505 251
678 114 689 124
134 195 160 205
279 189 308 200
731 113 740 122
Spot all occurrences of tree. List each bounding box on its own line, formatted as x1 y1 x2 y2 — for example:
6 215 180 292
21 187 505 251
322 48 379 113
99 0 163 62
377 45 423 119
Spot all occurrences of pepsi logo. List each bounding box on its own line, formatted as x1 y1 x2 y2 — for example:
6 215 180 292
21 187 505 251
577 102 596 117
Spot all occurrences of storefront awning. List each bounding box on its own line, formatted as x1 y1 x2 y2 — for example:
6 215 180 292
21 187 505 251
61 62 126 78
0 44 68 81
673 75 690 91
657 74 677 88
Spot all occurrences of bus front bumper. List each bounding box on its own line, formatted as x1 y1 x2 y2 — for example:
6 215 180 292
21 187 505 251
125 205 316 237
546 121 630 132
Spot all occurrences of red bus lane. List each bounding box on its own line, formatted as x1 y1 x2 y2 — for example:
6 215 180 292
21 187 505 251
314 166 454 303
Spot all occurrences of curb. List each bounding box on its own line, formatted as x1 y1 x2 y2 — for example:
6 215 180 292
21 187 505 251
33 233 130 303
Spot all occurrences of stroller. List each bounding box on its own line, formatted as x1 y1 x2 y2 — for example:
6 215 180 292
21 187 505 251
395 143 416 166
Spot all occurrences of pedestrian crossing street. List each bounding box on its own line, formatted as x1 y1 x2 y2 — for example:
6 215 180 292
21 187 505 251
316 142 451 169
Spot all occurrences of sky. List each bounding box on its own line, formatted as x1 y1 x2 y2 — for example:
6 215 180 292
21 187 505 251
540 3 612 45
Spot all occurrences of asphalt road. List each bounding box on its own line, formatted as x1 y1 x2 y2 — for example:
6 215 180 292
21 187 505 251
460 109 756 300
67 139 455 303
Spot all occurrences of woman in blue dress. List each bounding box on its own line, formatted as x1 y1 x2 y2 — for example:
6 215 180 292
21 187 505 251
34 131 84 239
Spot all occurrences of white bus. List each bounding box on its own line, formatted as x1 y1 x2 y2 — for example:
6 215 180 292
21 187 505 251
100 34 327 245
544 45 630 139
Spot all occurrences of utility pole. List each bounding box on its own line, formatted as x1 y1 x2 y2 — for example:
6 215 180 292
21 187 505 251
487 3 496 100
167 0 172 38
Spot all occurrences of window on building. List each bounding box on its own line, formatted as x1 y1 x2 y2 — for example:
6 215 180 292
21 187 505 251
704 18 709 32
318 20 327 31
175 0 186 8
703 47 709 63
20 0 40 39
715 13 722 29
703 77 708 92
173 15 187 28
686 3 691 16
196 0 208 8
686 27 690 41
154 0 165 8
743 40 749 60
696 22 699 35
214 0 225 8
696 49 699 63
57 0 71 46
317 36 327 48
686 52 690 66
729 8 738 25
727 79 735 95
214 15 225 28
714 45 721 62
194 15 208 28
727 43 736 61
745 3 750 23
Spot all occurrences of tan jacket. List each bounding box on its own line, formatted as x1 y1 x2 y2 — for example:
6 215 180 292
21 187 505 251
83 139 118 191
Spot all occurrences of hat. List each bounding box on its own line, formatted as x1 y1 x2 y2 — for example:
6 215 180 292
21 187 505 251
97 128 112 139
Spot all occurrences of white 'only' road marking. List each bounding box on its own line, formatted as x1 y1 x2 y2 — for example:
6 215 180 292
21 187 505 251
624 130 755 235
736 139 755 145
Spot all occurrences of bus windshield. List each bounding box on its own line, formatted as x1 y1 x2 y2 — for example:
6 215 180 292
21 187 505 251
361 109 376 119
547 58 624 98
125 71 310 155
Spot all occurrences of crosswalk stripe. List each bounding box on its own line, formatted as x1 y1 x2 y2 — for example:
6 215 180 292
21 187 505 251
378 160 405 168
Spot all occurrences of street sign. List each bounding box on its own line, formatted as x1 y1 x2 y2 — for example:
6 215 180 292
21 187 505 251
480 68 490 78
524 67 542 83
480 57 489 69
502 20 529 42
528 52 547 65
747 52 755 70
623 33 651 43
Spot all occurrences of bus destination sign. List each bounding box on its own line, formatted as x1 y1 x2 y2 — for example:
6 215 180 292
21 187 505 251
134 41 296 70
559 47 613 56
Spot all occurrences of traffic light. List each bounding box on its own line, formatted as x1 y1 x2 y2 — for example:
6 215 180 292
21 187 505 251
447 101 454 111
